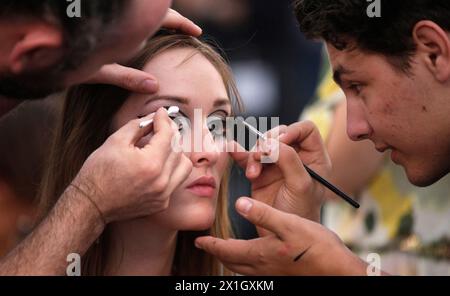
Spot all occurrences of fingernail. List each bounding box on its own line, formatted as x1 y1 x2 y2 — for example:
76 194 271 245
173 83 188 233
247 164 257 175
195 240 202 249
140 79 158 92
236 197 253 214
195 24 202 34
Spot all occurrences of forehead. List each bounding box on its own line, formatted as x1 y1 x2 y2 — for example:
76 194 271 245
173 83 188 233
142 47 228 105
326 43 373 70
326 43 397 80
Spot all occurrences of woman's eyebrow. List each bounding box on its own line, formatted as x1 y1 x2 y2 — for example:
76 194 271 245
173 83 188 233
213 98 231 108
144 95 189 106
145 96 230 108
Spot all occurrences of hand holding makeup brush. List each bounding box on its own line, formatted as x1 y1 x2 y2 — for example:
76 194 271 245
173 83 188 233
229 120 331 226
72 107 192 224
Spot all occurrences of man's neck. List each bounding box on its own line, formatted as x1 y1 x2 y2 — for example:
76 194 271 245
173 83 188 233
106 217 178 275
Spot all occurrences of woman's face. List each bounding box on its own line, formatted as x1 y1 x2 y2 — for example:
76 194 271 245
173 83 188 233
112 47 231 231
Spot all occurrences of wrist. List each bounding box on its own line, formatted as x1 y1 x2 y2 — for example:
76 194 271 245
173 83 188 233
63 180 107 232
327 244 369 275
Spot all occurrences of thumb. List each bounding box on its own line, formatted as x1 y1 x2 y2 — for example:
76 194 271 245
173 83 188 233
235 197 292 239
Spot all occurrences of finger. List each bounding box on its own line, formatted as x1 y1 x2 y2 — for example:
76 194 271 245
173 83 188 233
227 141 263 178
235 197 294 239
144 108 178 153
195 236 261 265
163 154 193 195
262 125 288 140
245 154 263 179
257 140 310 185
110 111 158 146
162 9 202 37
278 120 330 169
87 64 159 93
249 165 282 194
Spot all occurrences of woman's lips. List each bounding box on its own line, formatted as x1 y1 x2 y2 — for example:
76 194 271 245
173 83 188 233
186 176 216 197
187 185 215 197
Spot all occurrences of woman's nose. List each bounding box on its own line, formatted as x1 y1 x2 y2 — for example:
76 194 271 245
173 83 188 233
189 126 220 167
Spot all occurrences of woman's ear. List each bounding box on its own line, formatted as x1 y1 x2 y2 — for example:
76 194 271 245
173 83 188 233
9 22 64 74
413 20 450 82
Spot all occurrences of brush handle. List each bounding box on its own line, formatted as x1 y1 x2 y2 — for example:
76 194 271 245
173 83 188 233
304 165 360 208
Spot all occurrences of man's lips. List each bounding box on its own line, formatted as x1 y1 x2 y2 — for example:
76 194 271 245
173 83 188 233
375 145 391 153
186 176 217 197
375 145 401 164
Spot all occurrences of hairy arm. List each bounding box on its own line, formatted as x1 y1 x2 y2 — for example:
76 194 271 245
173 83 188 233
0 185 104 275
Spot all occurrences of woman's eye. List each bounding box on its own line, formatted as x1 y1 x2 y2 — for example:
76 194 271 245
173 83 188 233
207 117 227 139
171 115 190 133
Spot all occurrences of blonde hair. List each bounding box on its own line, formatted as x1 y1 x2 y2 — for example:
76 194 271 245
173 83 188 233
37 32 243 275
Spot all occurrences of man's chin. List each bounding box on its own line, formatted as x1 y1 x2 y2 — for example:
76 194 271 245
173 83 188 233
404 165 448 187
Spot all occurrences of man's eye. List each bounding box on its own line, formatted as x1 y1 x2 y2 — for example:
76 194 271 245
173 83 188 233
348 83 362 94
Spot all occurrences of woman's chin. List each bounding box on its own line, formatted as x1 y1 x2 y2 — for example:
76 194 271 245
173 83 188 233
175 211 215 231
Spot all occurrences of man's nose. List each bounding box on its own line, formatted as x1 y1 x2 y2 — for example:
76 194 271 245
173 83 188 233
346 100 372 141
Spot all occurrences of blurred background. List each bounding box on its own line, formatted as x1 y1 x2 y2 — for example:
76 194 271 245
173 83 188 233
0 0 449 275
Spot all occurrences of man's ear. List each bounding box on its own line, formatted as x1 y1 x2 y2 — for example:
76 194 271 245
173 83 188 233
413 20 450 82
9 22 64 74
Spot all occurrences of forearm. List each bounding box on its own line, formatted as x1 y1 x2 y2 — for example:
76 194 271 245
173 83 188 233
0 185 104 275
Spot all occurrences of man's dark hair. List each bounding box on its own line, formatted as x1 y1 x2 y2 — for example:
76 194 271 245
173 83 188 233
294 0 450 71
0 0 128 99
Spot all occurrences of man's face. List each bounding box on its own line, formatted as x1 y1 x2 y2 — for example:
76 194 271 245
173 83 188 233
327 43 450 187
0 0 171 100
